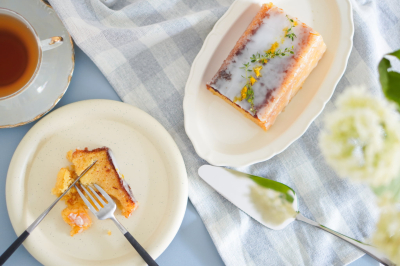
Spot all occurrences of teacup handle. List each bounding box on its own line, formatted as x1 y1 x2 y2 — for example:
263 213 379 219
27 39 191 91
41 36 63 51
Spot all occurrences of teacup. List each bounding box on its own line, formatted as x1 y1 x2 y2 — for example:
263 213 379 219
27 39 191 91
0 8 63 100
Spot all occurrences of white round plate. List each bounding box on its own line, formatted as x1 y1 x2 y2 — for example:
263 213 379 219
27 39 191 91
0 0 74 128
183 0 353 167
6 100 188 266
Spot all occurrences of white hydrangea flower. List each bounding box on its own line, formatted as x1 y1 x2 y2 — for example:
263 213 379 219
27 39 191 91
319 86 400 186
372 196 400 265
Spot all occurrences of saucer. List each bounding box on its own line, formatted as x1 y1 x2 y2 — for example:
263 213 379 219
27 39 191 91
0 0 74 128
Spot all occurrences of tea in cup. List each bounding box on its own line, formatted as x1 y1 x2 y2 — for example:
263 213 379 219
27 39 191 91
0 8 63 100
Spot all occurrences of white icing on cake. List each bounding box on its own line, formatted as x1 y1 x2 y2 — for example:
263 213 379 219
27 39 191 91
209 7 312 120
107 148 137 205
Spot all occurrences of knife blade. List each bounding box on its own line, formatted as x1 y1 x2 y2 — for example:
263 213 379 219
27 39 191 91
198 165 298 230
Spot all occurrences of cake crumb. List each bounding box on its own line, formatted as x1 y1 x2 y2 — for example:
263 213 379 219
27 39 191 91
107 230 112 236
66 150 73 162
51 168 73 196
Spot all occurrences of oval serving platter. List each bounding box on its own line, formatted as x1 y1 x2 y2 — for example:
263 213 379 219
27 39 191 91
183 0 353 167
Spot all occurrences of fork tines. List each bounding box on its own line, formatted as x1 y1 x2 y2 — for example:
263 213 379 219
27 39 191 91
75 184 114 215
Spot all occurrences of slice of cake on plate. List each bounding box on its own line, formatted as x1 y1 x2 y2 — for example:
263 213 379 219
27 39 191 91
52 147 138 236
207 3 326 131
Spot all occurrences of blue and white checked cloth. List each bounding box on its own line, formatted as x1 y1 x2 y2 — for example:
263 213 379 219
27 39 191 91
48 0 400 265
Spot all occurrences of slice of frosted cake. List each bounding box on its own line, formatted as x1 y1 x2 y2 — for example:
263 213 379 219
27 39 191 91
52 147 138 236
207 3 326 131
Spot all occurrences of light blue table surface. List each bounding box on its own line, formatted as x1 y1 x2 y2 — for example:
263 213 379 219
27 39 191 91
0 46 379 266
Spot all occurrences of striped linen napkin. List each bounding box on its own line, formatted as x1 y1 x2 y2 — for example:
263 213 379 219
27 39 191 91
48 0 400 265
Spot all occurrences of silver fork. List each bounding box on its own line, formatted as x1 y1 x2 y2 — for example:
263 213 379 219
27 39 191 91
76 184 158 266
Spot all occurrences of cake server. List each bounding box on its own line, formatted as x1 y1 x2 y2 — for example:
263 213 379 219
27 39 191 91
0 160 97 265
198 165 395 266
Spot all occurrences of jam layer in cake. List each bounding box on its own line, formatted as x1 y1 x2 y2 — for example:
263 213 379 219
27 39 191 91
207 3 326 131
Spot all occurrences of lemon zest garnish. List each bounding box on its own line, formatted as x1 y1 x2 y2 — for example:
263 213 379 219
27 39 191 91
249 76 257 85
266 42 279 54
234 86 249 103
253 66 263 78
283 27 288 33
241 86 248 100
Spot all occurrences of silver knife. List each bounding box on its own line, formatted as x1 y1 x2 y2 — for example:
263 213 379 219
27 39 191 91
198 165 395 266
0 160 97 265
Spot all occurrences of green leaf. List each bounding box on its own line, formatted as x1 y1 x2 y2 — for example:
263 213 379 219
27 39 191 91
248 174 295 203
378 49 400 109
390 49 400 58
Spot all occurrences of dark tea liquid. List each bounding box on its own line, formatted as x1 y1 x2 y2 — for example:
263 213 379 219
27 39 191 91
0 13 39 98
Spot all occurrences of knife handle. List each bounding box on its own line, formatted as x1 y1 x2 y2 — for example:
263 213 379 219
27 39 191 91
0 230 30 265
296 213 395 266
